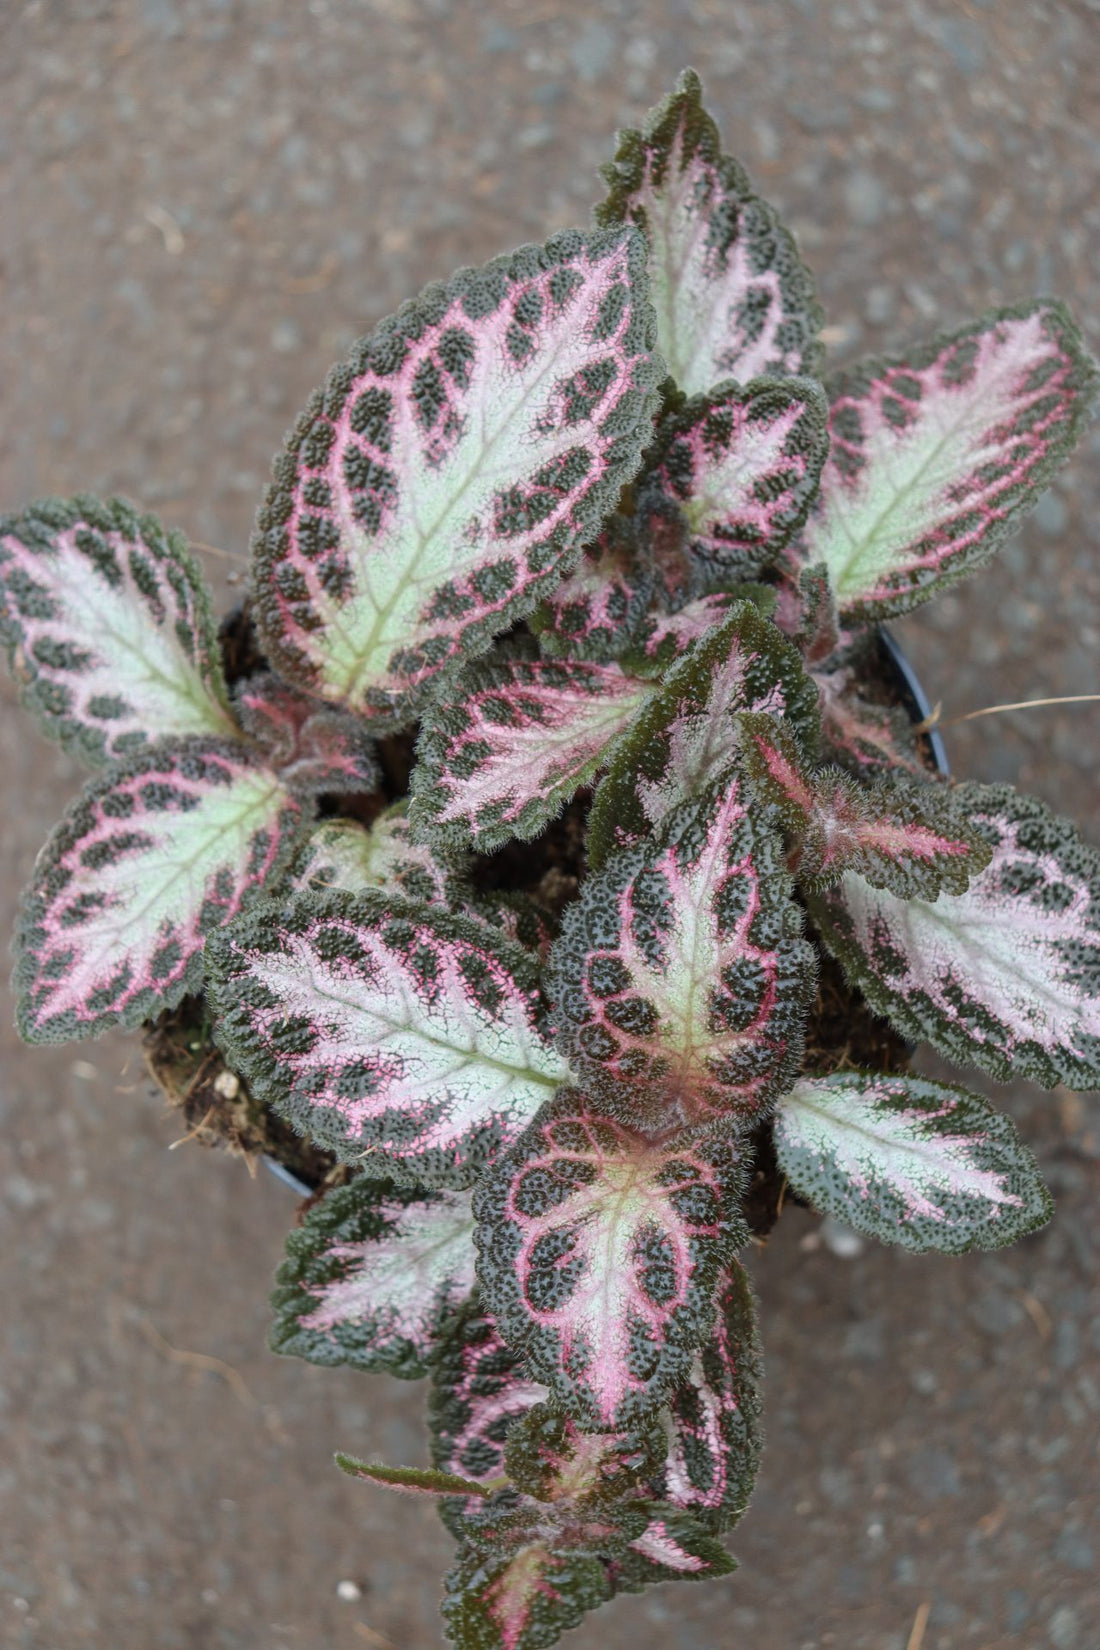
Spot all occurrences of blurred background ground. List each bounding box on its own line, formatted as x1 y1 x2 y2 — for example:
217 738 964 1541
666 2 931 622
1 2 1098 1646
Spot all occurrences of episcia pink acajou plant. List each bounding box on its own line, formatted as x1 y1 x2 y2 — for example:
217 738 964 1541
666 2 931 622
3 69 1098 1648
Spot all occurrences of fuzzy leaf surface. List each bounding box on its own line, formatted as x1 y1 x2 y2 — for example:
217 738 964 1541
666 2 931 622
741 713 990 896
775 1071 1053 1253
812 784 1100 1090
552 776 815 1122
503 1404 666 1509
410 647 654 853
771 557 840 665
531 520 655 661
623 592 739 675
233 674 378 794
649 1261 763 1532
647 378 828 581
288 809 459 905
0 496 235 765
252 230 661 724
15 739 303 1043
588 601 820 867
270 1177 476 1377
815 664 930 780
430 1303 548 1537
597 69 822 395
612 1509 736 1590
206 891 569 1185
799 301 1098 619
473 892 559 961
442 1539 613 1650
474 1091 748 1430
337 1456 492 1499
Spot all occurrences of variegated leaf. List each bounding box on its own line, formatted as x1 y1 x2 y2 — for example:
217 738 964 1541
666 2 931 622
815 664 930 781
288 808 459 905
799 301 1098 620
531 518 655 661
649 1261 763 1532
623 591 739 675
269 1177 476 1377
252 230 661 724
409 645 654 853
588 601 820 867
206 891 569 1186
645 378 828 581
597 69 822 395
552 776 815 1122
15 739 304 1043
811 784 1100 1090
611 1509 737 1591
473 892 559 961
473 1091 748 1430
336 1456 492 1499
771 555 840 665
503 1404 666 1508
430 1302 547 1537
740 713 990 897
774 1071 1053 1254
233 673 378 794
0 495 235 766
442 1538 613 1650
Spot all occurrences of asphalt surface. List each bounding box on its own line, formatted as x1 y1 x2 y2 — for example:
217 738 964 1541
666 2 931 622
2 3 1098 1647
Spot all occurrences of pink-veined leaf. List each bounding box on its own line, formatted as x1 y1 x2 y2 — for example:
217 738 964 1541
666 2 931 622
611 1508 736 1592
648 1260 763 1533
587 601 820 868
409 646 655 853
552 776 815 1123
811 783 1100 1090
292 817 551 956
771 555 841 665
269 1177 476 1377
336 1455 493 1499
288 808 461 905
798 301 1098 621
503 1403 666 1509
442 1538 614 1650
740 713 990 897
205 890 570 1186
531 518 655 662
645 378 828 581
623 591 740 675
233 673 378 794
430 1302 548 1537
14 738 304 1044
596 69 822 396
815 663 931 781
473 1090 748 1430
0 495 236 766
774 1071 1053 1254
251 229 662 725
472 892 559 962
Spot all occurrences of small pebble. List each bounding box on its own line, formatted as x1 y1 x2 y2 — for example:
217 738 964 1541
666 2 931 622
821 1216 865 1258
1049 1605 1079 1649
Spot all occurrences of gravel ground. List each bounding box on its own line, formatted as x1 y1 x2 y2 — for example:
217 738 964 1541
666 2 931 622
1 3 1098 1647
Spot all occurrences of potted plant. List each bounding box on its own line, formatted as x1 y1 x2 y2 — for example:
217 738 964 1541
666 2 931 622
2 71 1096 1650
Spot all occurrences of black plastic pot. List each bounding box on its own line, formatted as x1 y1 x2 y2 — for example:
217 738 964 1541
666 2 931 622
878 626 950 779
